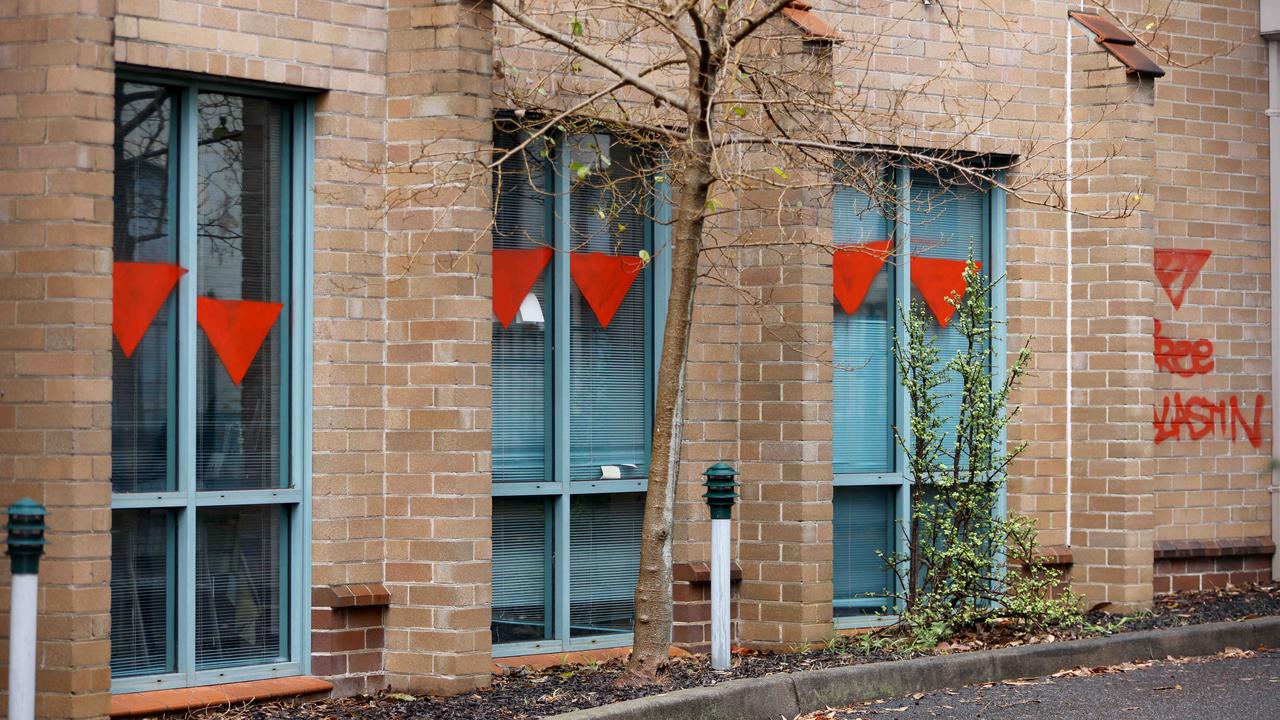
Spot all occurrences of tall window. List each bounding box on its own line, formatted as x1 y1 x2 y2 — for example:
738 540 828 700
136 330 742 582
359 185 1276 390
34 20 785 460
110 75 312 691
831 164 1002 626
490 126 669 654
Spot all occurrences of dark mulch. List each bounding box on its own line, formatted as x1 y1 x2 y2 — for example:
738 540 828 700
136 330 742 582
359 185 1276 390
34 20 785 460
206 583 1280 720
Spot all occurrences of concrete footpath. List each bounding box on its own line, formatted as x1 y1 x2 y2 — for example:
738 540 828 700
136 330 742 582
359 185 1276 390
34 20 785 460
822 649 1280 719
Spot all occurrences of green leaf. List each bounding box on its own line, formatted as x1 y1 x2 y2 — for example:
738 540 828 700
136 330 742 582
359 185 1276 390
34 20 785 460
771 166 789 180
639 249 651 264
618 223 628 233
705 197 722 213
387 693 416 702
731 105 747 118
594 206 606 219
569 161 590 180
571 18 585 36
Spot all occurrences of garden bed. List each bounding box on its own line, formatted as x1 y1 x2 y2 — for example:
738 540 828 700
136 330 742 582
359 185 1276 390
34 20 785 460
205 583 1280 720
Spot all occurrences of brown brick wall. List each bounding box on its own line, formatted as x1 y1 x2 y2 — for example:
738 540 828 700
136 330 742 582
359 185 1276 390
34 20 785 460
1144 0 1273 545
0 0 117 717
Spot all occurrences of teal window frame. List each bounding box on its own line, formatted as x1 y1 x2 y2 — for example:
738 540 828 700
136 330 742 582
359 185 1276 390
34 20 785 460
831 161 1006 629
491 129 672 657
110 68 314 693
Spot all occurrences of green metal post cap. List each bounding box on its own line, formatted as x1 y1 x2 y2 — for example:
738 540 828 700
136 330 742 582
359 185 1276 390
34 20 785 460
6 498 47 575
702 463 739 520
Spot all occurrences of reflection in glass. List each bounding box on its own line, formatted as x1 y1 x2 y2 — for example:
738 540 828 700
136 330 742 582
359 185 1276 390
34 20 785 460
195 505 284 669
111 509 175 677
195 93 287 491
112 82 176 494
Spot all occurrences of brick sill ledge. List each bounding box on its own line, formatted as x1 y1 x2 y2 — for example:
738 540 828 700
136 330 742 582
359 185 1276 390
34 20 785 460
111 677 334 718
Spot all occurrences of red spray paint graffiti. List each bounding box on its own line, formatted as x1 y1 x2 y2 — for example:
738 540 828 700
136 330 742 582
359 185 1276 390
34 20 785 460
1150 248 1264 449
1153 393 1264 448
1153 320 1214 377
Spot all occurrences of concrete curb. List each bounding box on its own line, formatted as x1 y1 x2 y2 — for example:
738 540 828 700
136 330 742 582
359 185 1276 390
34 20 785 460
549 616 1280 720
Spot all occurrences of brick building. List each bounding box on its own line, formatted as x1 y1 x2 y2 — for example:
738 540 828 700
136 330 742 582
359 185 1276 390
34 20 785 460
1 0 1278 717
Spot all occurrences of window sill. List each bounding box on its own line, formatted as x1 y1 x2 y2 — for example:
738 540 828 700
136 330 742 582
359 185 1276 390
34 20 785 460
110 677 333 718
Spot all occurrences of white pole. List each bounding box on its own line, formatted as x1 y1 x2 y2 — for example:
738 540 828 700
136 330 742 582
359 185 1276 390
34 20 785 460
9 572 38 720
710 517 731 670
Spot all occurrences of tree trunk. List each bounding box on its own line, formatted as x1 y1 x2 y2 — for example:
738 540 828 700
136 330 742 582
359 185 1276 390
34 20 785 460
621 129 714 683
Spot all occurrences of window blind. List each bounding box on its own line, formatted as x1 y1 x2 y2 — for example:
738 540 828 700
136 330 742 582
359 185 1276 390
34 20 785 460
491 497 551 644
909 174 986 460
832 486 896 616
113 82 176 495
195 94 286 492
110 509 174 677
195 505 284 669
569 493 644 637
492 131 551 483
833 185 895 474
567 135 649 482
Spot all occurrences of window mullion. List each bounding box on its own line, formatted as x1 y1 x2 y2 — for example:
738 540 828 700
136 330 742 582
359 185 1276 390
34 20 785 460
552 136 572 648
892 162 912 612
176 82 200 684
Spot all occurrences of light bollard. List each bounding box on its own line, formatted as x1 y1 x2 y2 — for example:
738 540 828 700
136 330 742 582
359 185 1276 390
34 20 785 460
7 499 47 720
702 463 739 671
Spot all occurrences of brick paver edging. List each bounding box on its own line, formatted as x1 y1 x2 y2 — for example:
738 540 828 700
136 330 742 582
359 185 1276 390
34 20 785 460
551 617 1280 720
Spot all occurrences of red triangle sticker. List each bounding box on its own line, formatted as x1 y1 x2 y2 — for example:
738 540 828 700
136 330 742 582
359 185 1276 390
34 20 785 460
196 297 283 385
493 247 553 327
113 261 187 358
910 257 979 328
569 252 645 328
1153 248 1211 310
833 240 892 315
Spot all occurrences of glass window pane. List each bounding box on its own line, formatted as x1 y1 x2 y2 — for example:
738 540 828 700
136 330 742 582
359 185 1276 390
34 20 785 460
909 174 986 458
195 505 285 670
113 81 176 494
833 184 894 474
491 497 551 644
111 509 175 677
569 492 643 638
196 93 287 491
832 486 896 618
492 131 550 483
568 135 649 481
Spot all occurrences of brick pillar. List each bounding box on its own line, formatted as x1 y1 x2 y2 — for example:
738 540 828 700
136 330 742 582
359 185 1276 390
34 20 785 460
1068 39 1157 610
731 17 835 652
0 1 116 718
383 0 494 695
735 237 834 650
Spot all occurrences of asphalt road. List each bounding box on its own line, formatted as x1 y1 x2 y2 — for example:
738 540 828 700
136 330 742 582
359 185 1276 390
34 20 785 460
822 649 1280 720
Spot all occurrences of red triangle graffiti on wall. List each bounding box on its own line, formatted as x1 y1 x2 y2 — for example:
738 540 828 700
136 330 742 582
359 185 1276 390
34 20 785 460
493 247 553 327
196 297 283 385
112 261 187 358
1154 248 1211 310
910 257 979 329
833 240 892 315
569 252 645 328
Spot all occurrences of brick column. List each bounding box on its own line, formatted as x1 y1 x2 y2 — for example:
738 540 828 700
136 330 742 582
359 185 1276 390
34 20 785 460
0 1 116 717
383 0 494 695
1068 39 1157 610
731 18 835 652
